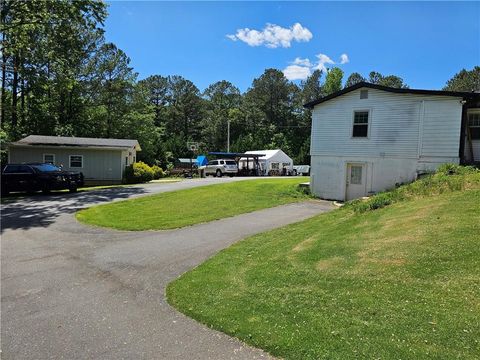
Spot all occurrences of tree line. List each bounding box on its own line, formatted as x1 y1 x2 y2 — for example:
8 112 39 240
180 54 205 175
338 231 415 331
2 0 479 167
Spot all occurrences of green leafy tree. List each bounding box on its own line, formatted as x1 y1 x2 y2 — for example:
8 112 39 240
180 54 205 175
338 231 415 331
137 75 169 127
85 43 137 137
323 67 344 95
243 69 299 144
1 0 107 137
344 72 366 88
166 75 204 151
201 80 241 151
368 71 408 88
443 66 480 92
300 69 323 103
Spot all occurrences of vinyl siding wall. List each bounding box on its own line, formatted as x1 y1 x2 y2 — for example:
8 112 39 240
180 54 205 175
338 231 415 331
8 146 129 183
310 88 463 200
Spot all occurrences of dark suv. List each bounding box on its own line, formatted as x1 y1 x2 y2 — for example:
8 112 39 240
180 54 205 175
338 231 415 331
1 163 84 195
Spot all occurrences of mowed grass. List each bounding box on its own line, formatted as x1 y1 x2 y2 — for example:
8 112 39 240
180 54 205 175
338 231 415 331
76 178 310 230
167 178 480 359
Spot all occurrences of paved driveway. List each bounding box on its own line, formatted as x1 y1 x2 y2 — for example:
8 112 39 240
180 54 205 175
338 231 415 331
1 178 334 359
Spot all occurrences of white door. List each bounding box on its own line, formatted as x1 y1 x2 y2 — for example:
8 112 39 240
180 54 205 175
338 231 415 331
346 163 367 200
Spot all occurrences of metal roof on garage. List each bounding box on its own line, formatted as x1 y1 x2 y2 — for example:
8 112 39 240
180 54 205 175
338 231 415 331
12 135 141 150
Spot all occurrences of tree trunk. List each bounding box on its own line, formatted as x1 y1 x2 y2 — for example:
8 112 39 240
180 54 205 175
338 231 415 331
1 63 6 127
20 75 25 126
1 33 6 126
11 55 19 132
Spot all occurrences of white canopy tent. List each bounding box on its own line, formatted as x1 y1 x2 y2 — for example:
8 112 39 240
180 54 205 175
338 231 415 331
239 149 293 176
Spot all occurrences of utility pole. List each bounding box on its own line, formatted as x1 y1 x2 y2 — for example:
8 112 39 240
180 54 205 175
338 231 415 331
227 120 230 153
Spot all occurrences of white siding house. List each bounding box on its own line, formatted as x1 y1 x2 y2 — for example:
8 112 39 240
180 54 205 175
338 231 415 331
8 135 141 185
305 82 480 201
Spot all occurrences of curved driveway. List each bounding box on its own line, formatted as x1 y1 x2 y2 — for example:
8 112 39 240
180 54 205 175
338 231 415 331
1 178 334 359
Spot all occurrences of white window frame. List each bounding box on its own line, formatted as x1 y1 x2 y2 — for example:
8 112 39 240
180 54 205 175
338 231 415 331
69 155 83 168
351 109 371 139
360 89 369 99
43 153 55 164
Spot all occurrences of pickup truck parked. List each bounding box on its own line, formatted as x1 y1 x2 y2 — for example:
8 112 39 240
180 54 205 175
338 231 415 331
1 163 84 195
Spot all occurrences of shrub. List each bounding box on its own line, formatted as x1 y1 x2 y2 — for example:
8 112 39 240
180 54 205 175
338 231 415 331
124 161 154 184
152 165 165 179
436 163 477 176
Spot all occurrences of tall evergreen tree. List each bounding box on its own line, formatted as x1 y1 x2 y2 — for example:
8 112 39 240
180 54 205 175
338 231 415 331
443 66 480 92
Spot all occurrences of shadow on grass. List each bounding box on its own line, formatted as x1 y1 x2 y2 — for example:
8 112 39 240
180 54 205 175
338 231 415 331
0 186 147 233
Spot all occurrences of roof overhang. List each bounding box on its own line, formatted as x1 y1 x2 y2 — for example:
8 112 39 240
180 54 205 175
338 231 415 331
8 143 139 152
304 82 480 109
208 152 266 159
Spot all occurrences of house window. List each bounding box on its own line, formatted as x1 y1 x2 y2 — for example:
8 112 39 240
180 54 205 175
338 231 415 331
43 154 55 164
360 90 368 99
350 165 363 184
468 112 480 140
352 111 369 138
69 155 83 168
271 163 279 170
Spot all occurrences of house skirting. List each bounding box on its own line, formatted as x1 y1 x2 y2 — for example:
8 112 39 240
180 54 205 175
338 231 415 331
310 155 459 201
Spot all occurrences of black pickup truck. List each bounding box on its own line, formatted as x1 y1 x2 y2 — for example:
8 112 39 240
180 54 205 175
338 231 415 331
1 163 84 195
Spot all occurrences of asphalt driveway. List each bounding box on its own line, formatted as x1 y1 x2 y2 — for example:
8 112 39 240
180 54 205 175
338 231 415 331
1 178 334 359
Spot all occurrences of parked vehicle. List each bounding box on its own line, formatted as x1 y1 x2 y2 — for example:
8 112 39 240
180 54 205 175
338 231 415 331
205 159 238 177
293 165 310 176
1 163 84 195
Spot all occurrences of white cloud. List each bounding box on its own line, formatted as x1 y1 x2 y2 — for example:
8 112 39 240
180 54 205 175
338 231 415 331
282 53 349 80
292 57 312 67
227 22 312 48
314 53 335 73
340 53 349 64
283 65 312 81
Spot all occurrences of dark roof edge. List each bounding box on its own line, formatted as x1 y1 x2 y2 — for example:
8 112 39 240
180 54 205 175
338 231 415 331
303 82 480 109
9 142 134 149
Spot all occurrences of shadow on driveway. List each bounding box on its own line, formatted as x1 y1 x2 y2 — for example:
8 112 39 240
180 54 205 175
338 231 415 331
0 187 147 233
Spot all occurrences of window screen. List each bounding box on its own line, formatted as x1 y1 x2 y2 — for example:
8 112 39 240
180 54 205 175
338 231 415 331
360 90 368 99
43 154 55 164
353 111 369 137
468 112 480 140
350 165 363 185
70 155 83 168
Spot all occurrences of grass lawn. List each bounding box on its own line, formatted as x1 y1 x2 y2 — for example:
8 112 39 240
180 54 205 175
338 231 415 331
76 178 310 230
167 172 480 359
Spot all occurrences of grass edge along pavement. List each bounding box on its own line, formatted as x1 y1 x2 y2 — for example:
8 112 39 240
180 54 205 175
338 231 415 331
76 177 311 231
0 178 182 204
167 165 480 360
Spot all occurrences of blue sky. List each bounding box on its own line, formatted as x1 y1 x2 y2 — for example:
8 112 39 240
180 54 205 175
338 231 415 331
104 1 479 92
